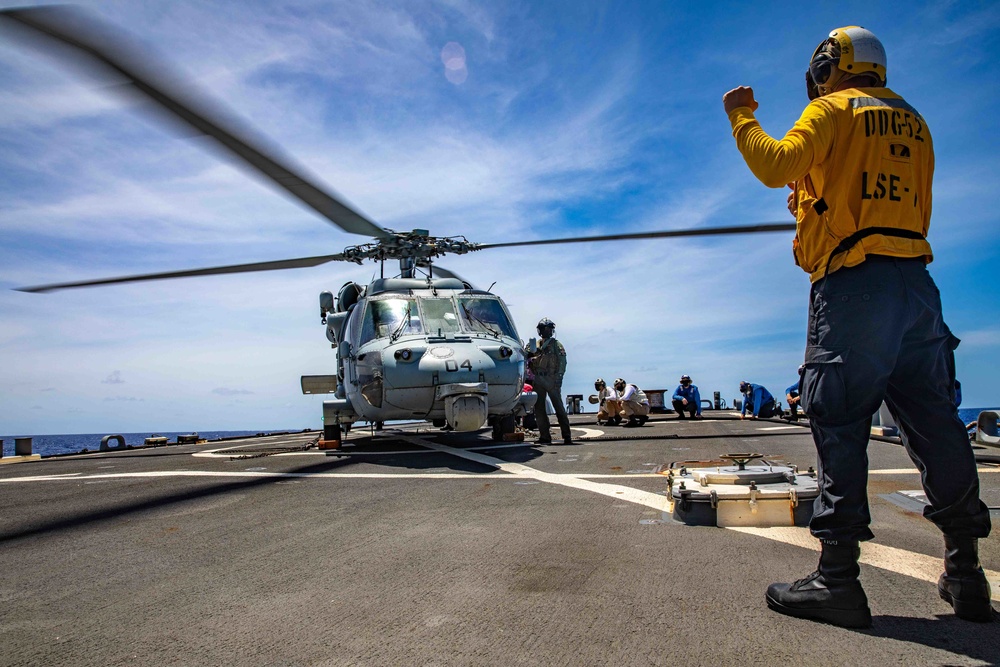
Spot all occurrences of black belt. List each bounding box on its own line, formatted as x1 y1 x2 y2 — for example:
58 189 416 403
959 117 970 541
863 254 924 263
822 226 925 278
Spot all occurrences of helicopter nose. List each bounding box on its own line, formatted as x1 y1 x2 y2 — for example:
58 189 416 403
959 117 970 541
439 383 489 431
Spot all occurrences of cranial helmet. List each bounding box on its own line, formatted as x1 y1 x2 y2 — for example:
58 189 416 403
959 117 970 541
680 374 692 384
808 26 886 98
536 317 555 337
595 378 606 389
740 381 750 393
613 378 626 392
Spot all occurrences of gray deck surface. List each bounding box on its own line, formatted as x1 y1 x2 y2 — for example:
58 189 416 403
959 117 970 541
1 413 997 666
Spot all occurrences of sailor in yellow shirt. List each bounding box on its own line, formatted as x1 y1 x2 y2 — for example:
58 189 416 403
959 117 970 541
724 26 992 628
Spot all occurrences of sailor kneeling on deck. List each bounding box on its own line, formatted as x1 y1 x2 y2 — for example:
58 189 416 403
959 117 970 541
672 374 703 419
739 381 777 420
614 378 649 427
594 378 623 426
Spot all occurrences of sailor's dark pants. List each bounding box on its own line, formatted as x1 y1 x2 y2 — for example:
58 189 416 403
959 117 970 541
744 398 778 419
533 374 572 441
672 398 697 418
801 256 991 542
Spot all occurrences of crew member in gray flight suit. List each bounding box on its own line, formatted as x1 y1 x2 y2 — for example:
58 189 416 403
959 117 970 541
524 318 573 445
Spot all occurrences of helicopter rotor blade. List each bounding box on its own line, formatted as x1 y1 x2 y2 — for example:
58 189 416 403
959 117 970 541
15 253 352 294
0 6 387 239
476 222 797 250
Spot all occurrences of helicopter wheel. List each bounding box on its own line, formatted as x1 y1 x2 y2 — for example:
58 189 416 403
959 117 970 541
323 423 342 448
491 415 517 441
374 421 384 431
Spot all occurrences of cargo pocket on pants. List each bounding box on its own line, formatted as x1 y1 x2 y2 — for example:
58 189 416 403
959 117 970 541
800 345 850 422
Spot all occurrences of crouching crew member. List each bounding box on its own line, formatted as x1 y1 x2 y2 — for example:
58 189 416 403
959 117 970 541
739 381 777 420
594 378 622 426
785 380 801 422
614 378 649 427
672 374 702 419
724 25 991 627
524 318 573 445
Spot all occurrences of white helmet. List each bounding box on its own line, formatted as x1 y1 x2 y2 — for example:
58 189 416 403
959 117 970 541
808 26 886 98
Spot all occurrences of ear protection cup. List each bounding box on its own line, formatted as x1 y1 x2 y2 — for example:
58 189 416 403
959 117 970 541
805 70 820 100
809 40 839 86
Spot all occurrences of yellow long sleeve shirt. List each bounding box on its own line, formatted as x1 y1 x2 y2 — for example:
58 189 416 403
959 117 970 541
728 87 934 281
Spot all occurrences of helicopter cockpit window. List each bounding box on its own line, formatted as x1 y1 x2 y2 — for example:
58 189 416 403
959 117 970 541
359 298 422 344
458 297 517 339
419 298 461 336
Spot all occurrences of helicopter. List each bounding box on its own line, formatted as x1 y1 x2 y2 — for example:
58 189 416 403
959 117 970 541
1 6 795 445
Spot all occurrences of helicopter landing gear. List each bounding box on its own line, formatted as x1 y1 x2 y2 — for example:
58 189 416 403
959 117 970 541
491 415 517 441
374 421 384 431
321 423 342 449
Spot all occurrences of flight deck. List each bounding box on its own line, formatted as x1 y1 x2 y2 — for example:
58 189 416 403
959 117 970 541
1 413 998 666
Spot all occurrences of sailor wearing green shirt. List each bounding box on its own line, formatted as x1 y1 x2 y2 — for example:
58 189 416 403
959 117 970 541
524 318 573 445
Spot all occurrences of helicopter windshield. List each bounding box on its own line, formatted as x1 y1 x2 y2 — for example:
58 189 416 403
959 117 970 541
419 297 461 336
359 298 422 344
458 297 517 339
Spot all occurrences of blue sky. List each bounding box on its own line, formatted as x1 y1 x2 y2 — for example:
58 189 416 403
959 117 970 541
1 0 998 435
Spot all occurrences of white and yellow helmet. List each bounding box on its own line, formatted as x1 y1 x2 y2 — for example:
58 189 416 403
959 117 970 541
808 26 886 98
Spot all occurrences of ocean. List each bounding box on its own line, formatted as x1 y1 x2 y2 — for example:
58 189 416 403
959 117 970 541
0 429 306 458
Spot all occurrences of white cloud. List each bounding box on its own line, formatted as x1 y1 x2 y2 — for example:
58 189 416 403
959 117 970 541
102 370 125 385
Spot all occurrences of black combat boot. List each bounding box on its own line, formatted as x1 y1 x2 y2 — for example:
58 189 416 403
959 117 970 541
939 535 995 622
766 540 872 628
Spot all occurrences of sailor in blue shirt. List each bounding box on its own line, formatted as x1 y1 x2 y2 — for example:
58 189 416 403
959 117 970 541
785 381 801 421
740 381 777 420
672 374 702 419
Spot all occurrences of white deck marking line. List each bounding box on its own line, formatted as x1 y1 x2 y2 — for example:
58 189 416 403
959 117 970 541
757 426 804 431
0 471 512 482
729 526 1000 602
404 434 1000 599
397 435 668 511
0 470 669 484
